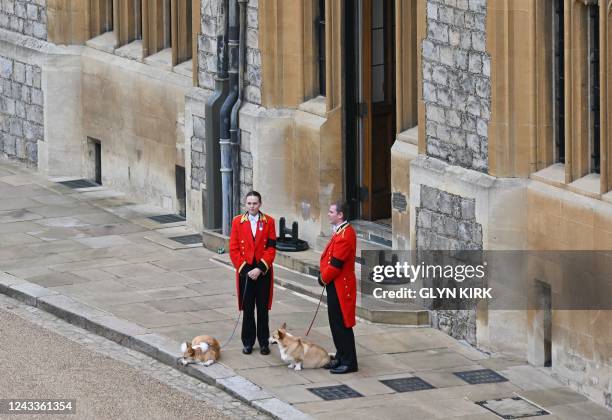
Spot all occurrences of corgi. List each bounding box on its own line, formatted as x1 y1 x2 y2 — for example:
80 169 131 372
268 323 330 371
179 335 221 367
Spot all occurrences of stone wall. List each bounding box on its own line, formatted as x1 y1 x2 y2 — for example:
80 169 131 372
240 127 252 199
0 0 47 40
416 185 482 251
191 114 206 189
244 0 261 105
198 0 218 90
422 0 490 172
198 0 261 106
416 184 483 344
0 56 43 165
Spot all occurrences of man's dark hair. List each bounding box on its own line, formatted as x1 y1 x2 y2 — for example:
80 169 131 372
331 200 348 221
245 190 262 202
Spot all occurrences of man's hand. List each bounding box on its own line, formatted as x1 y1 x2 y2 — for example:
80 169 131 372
248 267 262 280
317 275 325 287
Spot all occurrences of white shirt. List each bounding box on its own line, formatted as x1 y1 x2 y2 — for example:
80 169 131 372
248 213 259 237
332 220 348 234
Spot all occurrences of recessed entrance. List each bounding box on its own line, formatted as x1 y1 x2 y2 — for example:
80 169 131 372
175 165 186 218
86 137 102 185
345 0 396 221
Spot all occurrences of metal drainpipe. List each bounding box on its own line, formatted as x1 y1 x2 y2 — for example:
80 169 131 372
220 0 240 235
204 0 229 230
230 0 248 217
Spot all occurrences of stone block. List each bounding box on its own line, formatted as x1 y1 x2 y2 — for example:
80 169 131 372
456 0 469 10
247 6 258 29
423 81 437 102
0 56 12 78
477 118 487 136
432 65 448 85
428 21 449 43
26 3 38 20
426 104 446 124
9 117 22 136
2 97 15 115
422 40 439 62
437 124 450 142
9 16 23 32
437 86 451 107
417 208 432 229
461 198 476 220
246 28 258 49
240 151 252 169
447 110 461 128
15 2 26 18
2 0 15 14
191 136 204 153
469 0 487 15
253 398 311 420
32 67 41 88
427 2 437 19
453 10 465 27
472 32 486 52
30 88 43 106
440 46 454 66
26 104 43 124
217 375 271 402
21 85 30 103
469 53 483 74
193 115 206 138
15 101 25 119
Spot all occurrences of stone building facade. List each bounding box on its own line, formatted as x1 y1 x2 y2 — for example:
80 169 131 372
1 0 611 409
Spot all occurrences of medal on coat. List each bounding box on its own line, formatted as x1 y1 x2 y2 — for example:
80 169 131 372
258 221 263 231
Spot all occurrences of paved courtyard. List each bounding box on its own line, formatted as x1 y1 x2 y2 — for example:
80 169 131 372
0 159 610 419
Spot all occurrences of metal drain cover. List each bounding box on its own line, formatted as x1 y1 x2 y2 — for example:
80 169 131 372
476 396 550 419
380 377 435 393
169 234 202 245
148 214 186 224
57 179 99 189
307 384 363 401
454 369 508 385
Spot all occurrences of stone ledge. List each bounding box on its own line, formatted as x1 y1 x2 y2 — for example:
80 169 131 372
0 275 307 420
411 155 496 189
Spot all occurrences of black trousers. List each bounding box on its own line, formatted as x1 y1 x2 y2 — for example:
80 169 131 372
326 280 358 369
239 267 271 348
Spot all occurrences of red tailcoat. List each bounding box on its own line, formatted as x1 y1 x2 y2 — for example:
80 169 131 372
229 212 276 310
319 222 357 328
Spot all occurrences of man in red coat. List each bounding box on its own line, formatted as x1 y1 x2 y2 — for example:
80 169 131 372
229 191 276 355
318 201 358 374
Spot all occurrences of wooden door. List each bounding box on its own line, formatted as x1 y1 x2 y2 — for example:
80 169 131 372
361 0 395 220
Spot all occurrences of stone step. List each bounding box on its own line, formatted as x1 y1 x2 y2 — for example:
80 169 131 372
351 220 393 246
210 252 430 326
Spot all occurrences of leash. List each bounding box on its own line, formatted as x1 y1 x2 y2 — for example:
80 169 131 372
177 277 250 366
305 286 326 336
220 276 250 348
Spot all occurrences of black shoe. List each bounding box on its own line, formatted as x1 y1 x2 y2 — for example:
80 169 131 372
323 359 341 370
330 365 358 374
260 346 270 355
242 346 253 355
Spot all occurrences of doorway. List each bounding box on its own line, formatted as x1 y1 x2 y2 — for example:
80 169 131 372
87 137 102 185
175 165 186 218
345 0 396 221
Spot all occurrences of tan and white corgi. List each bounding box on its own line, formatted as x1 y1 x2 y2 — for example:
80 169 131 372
269 323 330 371
180 335 221 367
